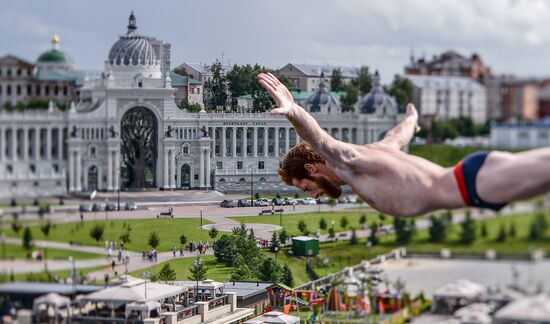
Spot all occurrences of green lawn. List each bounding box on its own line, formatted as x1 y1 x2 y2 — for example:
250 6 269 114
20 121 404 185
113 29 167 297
409 144 519 167
230 210 387 236
0 243 102 260
130 255 234 283
4 218 213 253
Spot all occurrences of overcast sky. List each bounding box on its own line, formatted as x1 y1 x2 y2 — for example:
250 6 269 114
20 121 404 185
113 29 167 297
2 0 550 83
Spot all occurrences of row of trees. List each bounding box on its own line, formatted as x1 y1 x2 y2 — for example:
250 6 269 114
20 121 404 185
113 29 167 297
417 116 491 143
3 99 69 112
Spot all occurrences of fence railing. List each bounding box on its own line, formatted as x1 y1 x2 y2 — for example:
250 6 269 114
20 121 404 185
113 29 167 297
176 305 199 321
208 295 229 310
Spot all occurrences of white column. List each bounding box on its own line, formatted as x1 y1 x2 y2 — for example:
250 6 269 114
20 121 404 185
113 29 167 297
56 128 62 159
211 127 216 158
263 127 269 156
170 149 176 189
163 149 169 188
34 128 40 160
12 128 17 161
68 150 75 191
46 127 52 160
0 128 4 161
22 127 28 161
253 127 258 157
205 148 211 188
232 127 237 157
242 127 247 157
75 150 82 192
107 149 113 191
114 150 120 190
274 127 279 157
199 148 205 188
285 127 290 152
221 127 227 157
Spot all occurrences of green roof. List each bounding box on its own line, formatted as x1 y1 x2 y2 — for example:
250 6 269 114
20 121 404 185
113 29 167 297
170 71 202 87
35 69 99 86
36 49 74 65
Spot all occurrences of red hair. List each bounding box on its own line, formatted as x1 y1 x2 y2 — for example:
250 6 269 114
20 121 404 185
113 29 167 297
278 142 326 185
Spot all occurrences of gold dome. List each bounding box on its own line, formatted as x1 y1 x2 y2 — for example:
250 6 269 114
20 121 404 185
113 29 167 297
51 34 60 45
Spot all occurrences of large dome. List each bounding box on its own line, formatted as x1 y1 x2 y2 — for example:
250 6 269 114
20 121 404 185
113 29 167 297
36 34 75 70
108 12 157 66
358 71 397 115
305 78 340 113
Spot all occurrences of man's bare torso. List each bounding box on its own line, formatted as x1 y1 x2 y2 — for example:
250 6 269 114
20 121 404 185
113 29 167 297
332 144 465 217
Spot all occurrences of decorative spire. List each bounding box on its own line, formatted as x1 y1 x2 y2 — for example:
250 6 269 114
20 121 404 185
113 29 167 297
373 70 381 89
51 34 60 50
126 11 137 36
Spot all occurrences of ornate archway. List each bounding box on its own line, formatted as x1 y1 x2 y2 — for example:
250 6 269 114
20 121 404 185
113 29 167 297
120 106 158 189
180 164 191 189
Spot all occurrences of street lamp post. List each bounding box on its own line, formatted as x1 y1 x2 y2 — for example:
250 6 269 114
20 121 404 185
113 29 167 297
117 169 121 211
141 271 150 300
200 209 203 229
194 258 202 301
105 198 108 220
68 256 76 291
274 246 279 260
123 250 129 280
249 166 254 206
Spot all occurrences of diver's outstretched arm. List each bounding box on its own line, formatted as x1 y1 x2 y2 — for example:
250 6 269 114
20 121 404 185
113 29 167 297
378 103 421 150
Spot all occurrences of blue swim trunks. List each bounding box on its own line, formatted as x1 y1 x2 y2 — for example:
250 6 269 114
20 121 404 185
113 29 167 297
454 151 507 212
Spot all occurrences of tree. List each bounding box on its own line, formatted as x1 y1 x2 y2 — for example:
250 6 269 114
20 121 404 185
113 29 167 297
22 227 33 257
258 258 282 282
350 227 358 245
179 234 188 246
204 60 228 109
353 66 372 95
509 221 517 238
340 216 349 230
340 84 358 112
330 68 344 91
269 232 280 252
208 227 219 240
188 257 208 281
388 74 414 111
359 214 367 227
480 221 488 238
428 215 448 243
460 212 477 245
158 263 176 281
328 227 336 240
282 264 295 287
378 213 387 222
173 66 188 76
148 231 160 249
232 223 248 237
119 227 132 245
231 261 252 281
394 218 415 245
497 223 507 242
529 212 549 241
278 229 289 246
319 218 327 230
298 220 308 235
226 64 256 109
368 222 379 246
89 224 104 242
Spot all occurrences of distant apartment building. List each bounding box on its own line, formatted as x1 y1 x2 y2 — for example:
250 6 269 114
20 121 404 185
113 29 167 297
537 79 550 119
407 74 487 124
405 50 491 84
277 63 357 92
498 78 540 121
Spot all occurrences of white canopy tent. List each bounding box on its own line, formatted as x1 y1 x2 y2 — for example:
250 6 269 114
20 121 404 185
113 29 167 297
32 293 72 320
494 293 550 323
244 311 300 324
125 300 162 319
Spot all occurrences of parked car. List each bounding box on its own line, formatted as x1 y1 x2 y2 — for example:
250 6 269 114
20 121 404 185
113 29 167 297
79 204 92 212
338 196 351 203
220 200 235 208
271 198 284 206
106 203 118 211
316 197 329 204
282 198 297 205
255 198 270 207
125 201 138 210
302 198 317 205
237 199 252 207
92 203 106 212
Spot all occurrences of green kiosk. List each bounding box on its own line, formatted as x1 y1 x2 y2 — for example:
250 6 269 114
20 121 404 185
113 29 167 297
291 236 319 256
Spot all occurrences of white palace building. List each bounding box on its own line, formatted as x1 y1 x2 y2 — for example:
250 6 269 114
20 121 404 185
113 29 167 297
0 13 402 199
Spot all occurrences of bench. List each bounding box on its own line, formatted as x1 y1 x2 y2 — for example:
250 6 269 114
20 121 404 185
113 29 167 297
272 209 284 214
157 212 174 218
259 209 273 215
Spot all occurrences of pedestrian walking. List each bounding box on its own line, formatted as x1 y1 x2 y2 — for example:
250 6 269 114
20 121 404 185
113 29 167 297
172 246 176 258
179 246 184 257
